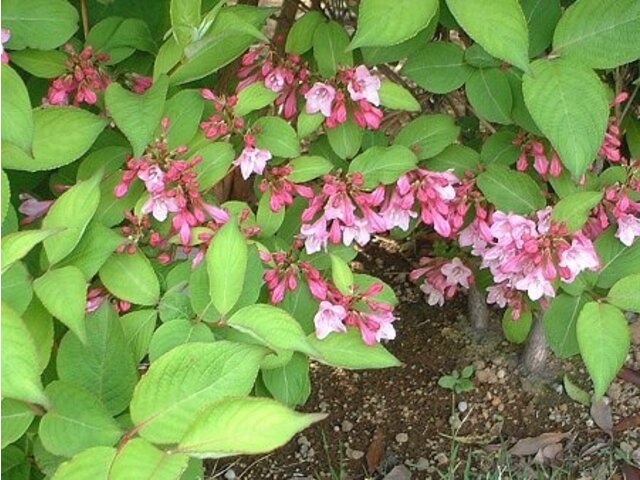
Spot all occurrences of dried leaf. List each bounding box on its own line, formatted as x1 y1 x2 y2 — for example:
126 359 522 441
622 464 640 480
613 414 640 434
509 432 570 456
366 429 385 473
533 443 563 464
590 398 613 435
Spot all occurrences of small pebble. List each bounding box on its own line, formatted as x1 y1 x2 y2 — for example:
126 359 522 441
434 452 449 466
395 432 409 443
341 420 354 432
347 448 364 460
224 469 236 480
458 401 468 413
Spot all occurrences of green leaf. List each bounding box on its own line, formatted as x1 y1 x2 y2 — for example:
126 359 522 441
154 37 182 79
227 304 317 356
257 192 285 237
2 444 31 479
148 320 214 362
170 6 271 84
178 397 326 458
10 49 69 78
2 262 32 315
480 130 520 167
465 68 513 125
348 145 417 189
254 116 300 158
595 228 640 288
425 144 479 177
297 111 324 139
327 118 363 160
476 164 546 214
551 191 603 232
288 156 333 183
99 251 161 306
402 41 473 94
1 399 34 449
193 142 235 189
313 21 353 78
1 302 48 407
522 58 609 178
362 24 436 65
33 266 87 343
1 229 63 274
39 381 122 458
308 328 402 369
20 107 107 172
2 0 79 50
42 171 102 265
394 114 459 160
162 90 205 148
86 17 156 65
159 287 194 322
608 274 640 313
577 302 630 400
235 83 279 117
349 0 438 49
520 0 561 57
51 447 116 480
130 342 265 444
378 80 420 112
464 44 501 68
1 65 33 152
58 222 123 280
22 297 54 371
262 353 311 407
57 304 138 415
330 254 354 295
445 0 530 72
111 438 189 479
105 75 169 156
119 309 157 362
206 220 248 316
543 293 588 358
171 0 201 46
563 374 591 407
552 0 640 69
285 11 325 55
502 308 532 344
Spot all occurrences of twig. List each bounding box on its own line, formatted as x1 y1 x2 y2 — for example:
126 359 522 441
80 0 90 39
619 83 639 125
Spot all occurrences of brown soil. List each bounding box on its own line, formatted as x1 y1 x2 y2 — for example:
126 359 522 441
213 240 640 480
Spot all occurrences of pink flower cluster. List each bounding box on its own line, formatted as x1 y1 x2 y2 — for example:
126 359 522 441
410 257 474 306
199 89 246 141
599 92 630 164
313 280 396 345
261 248 327 304
86 287 130 314
304 65 383 129
115 118 229 247
515 136 563 179
259 165 314 212
585 179 640 246
1 28 10 64
126 73 153 95
46 44 111 106
238 46 310 119
460 208 600 304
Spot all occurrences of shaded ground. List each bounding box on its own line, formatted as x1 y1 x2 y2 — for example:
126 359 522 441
214 240 640 479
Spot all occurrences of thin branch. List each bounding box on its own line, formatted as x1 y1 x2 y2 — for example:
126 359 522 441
80 0 90 39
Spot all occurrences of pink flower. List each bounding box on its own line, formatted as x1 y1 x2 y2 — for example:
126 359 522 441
342 218 371 246
557 233 600 282
359 311 396 345
441 258 473 289
265 68 286 93
130 74 153 94
18 193 54 225
137 164 165 193
141 193 180 222
305 82 336 117
615 213 640 246
1 28 10 63
347 66 381 106
234 147 272 180
301 216 330 254
313 301 347 339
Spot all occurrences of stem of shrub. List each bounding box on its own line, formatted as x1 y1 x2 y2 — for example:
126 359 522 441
522 310 548 375
467 285 489 332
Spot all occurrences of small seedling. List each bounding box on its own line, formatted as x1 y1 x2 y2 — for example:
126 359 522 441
438 365 475 394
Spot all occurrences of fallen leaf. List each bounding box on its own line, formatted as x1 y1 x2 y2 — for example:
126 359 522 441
618 367 640 386
590 398 613 435
533 442 563 464
622 464 640 480
366 429 385 473
613 413 640 433
509 432 570 456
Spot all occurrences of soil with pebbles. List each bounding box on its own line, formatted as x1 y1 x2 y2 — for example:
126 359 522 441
212 240 640 480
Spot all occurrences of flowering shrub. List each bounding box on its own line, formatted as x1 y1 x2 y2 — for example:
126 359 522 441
1 0 639 477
